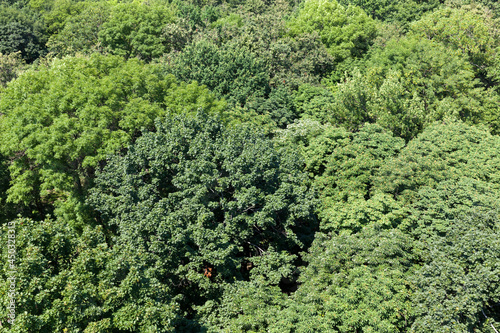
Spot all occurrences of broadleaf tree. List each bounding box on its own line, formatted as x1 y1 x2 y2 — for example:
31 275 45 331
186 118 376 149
88 112 318 323
0 54 224 226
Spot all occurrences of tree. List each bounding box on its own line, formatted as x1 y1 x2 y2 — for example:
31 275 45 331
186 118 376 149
46 2 111 56
0 153 19 225
0 54 224 226
331 36 499 139
198 271 295 332
0 51 25 88
0 218 185 332
0 4 47 62
289 226 415 332
411 212 500 332
276 121 405 233
375 121 500 204
451 0 500 18
88 112 318 321
211 2 335 90
27 0 88 36
286 0 376 80
338 0 444 27
292 84 336 123
203 227 415 333
312 124 405 232
244 84 298 128
166 39 270 108
403 178 500 245
98 2 176 61
410 4 500 86
164 1 336 127
173 0 221 31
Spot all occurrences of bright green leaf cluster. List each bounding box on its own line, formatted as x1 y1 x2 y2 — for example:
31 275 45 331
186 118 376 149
0 54 224 225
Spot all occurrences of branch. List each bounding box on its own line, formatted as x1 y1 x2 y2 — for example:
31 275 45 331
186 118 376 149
482 309 499 333
243 204 256 213
247 241 265 255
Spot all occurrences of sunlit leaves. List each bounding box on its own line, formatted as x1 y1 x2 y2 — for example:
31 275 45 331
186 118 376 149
287 0 376 63
0 54 223 225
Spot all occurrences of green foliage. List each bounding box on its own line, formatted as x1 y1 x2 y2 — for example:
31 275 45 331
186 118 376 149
98 2 176 61
316 123 404 199
47 2 111 56
268 32 335 89
0 54 223 225
27 0 87 35
292 227 415 332
410 4 500 86
0 154 18 225
164 2 335 128
277 121 405 233
313 124 406 232
451 0 500 18
0 217 79 332
244 85 297 128
161 17 194 53
210 13 244 30
166 39 270 107
275 119 347 179
48 1 206 57
1 0 500 329
287 0 376 80
227 4 334 89
88 112 317 319
0 218 183 332
292 84 336 123
338 0 399 21
202 277 328 332
375 121 500 204
331 36 499 139
173 1 221 30
48 1 218 58
411 212 500 332
201 281 291 332
0 51 25 88
404 178 500 244
338 0 444 27
0 4 47 62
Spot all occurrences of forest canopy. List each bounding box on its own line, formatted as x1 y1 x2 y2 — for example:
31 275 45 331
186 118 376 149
0 0 499 332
